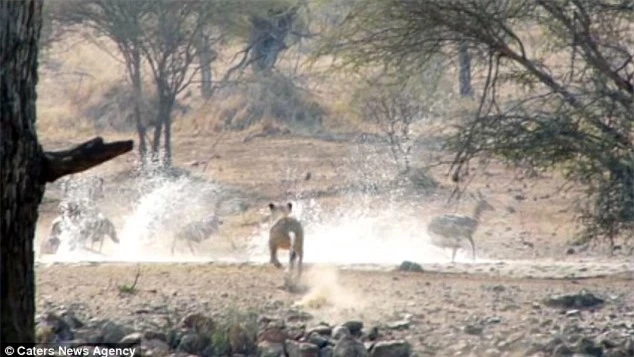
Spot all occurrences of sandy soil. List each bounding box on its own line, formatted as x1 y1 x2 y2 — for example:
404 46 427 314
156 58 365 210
36 262 634 355
34 135 634 356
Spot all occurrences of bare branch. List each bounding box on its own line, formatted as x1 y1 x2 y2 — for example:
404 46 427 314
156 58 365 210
41 137 134 183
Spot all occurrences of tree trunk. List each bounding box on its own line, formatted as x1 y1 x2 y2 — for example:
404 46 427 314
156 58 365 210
458 41 473 98
197 29 213 99
1 0 134 343
131 48 147 164
1 0 45 343
157 95 175 168
249 9 294 74
151 121 163 164
162 101 173 168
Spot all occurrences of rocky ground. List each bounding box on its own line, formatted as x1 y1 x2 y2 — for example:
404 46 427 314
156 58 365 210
33 135 634 357
36 261 634 357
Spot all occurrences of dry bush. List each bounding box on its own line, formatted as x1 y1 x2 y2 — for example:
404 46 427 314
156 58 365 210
81 82 190 134
215 72 326 133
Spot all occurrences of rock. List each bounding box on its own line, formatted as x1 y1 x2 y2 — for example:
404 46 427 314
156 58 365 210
369 340 411 357
36 312 74 343
286 310 314 323
167 328 185 349
333 336 367 357
573 337 603 356
140 338 170 356
398 261 423 272
119 332 143 346
463 324 483 335
552 343 573 356
176 331 211 355
306 332 330 348
181 313 216 335
257 341 285 357
365 326 379 341
332 326 351 340
143 330 168 342
97 320 133 344
286 340 319 357
258 320 288 344
543 290 605 309
60 310 84 329
319 346 334 357
308 324 332 337
342 321 364 337
386 320 410 330
287 324 307 340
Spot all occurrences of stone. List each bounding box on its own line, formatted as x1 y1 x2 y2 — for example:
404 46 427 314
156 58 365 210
306 332 330 348
365 326 379 341
386 320 410 330
369 340 412 357
258 320 288 344
140 338 171 356
97 319 133 344
257 341 285 357
573 337 603 356
286 340 319 357
181 313 216 335
36 312 74 343
308 324 332 337
176 331 210 355
333 336 367 357
319 346 334 357
342 321 364 337
398 261 423 272
463 324 483 335
332 326 351 341
543 290 605 309
119 332 143 346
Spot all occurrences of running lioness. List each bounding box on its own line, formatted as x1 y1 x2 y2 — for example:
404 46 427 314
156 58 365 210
268 202 304 277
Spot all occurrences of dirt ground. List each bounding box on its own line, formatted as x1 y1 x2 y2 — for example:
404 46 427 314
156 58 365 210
36 262 634 355
34 134 634 356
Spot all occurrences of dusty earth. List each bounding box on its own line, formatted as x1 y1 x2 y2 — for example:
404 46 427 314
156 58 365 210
34 134 634 357
36 262 634 356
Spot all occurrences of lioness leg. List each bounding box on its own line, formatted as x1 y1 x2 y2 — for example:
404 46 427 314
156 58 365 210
269 239 282 269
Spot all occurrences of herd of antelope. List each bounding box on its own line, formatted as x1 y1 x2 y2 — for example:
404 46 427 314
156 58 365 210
40 175 494 278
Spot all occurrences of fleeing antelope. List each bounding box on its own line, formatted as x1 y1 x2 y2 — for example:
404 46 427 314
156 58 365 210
426 192 494 262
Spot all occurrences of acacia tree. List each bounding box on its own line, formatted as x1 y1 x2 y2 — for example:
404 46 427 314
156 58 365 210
55 0 152 163
139 0 212 167
1 0 133 342
320 0 634 246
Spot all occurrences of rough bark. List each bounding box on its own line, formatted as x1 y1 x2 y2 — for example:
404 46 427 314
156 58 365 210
248 9 295 73
162 100 173 167
151 120 163 159
1 0 133 343
131 48 147 161
458 41 473 98
1 0 44 343
197 29 213 99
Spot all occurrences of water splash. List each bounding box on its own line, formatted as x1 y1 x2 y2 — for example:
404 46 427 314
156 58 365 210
243 195 478 266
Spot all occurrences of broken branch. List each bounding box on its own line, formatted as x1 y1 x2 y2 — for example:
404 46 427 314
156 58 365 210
41 137 134 183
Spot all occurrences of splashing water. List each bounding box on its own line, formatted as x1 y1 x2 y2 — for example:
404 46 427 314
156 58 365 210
111 171 223 262
38 149 480 266
243 195 479 267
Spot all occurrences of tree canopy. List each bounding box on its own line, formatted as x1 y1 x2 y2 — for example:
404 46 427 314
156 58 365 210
318 0 634 244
